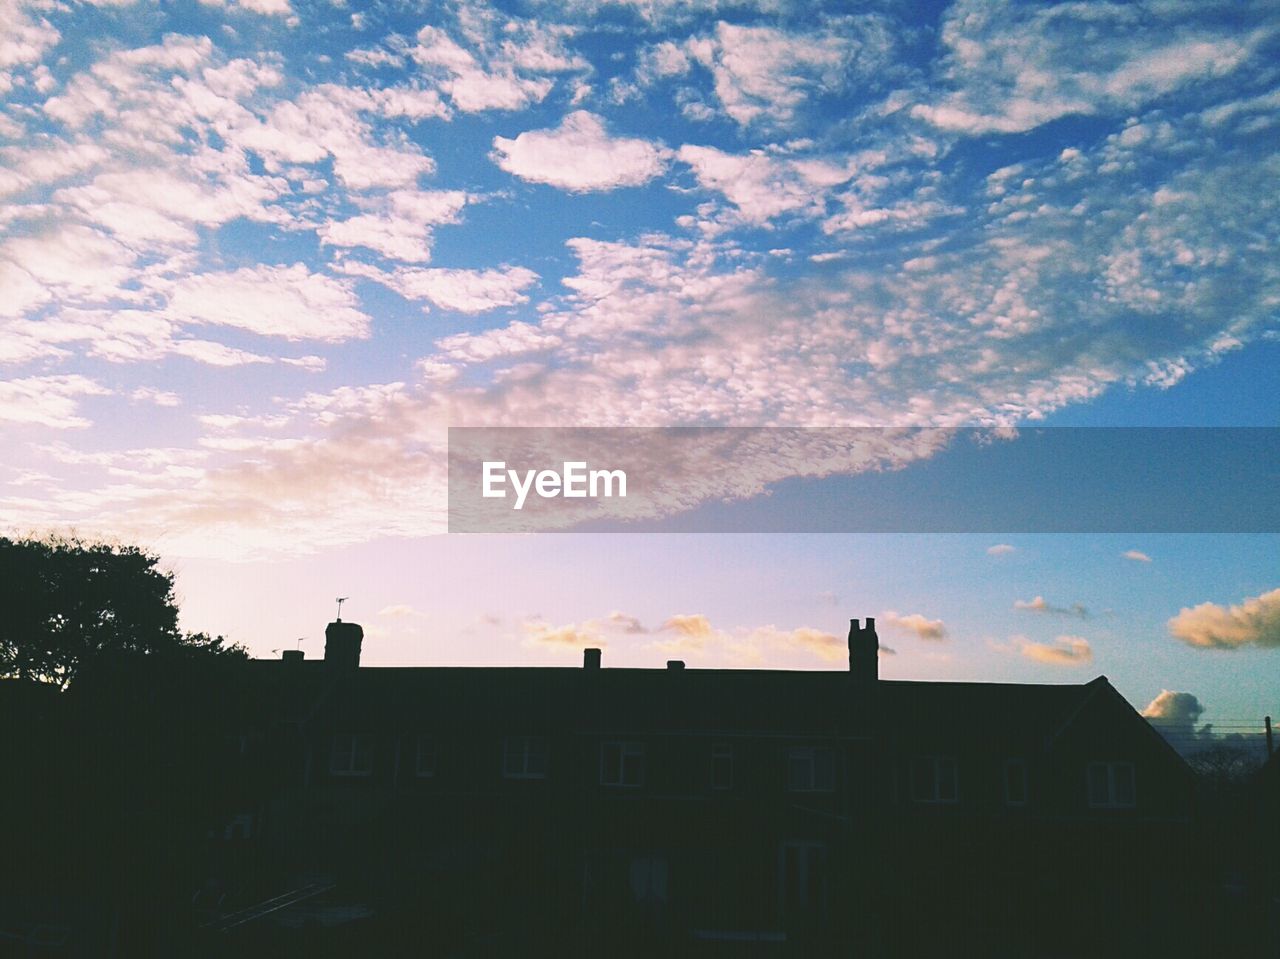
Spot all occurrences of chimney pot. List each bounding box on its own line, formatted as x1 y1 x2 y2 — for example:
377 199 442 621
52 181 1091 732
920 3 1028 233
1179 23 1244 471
583 648 602 670
667 660 685 670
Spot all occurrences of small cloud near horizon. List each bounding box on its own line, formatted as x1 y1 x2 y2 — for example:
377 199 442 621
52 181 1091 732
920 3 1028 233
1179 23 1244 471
881 610 947 641
1020 634 1093 666
1015 595 1088 619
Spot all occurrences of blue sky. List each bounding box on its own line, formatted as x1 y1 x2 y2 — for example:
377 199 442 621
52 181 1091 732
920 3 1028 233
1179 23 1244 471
1 0 1277 734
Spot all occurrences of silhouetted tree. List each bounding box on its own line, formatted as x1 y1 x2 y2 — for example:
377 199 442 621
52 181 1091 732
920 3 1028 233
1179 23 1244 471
1188 741 1263 790
0 534 245 688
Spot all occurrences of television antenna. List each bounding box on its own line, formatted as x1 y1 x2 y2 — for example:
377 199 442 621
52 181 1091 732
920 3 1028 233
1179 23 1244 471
335 597 348 621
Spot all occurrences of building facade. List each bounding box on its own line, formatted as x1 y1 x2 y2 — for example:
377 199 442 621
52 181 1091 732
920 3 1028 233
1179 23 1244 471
209 617 1202 956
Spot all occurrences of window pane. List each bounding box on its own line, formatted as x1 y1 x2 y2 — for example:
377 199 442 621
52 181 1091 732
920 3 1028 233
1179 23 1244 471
354 736 372 773
499 737 519 773
814 749 835 792
331 736 353 771
936 758 957 801
1113 763 1135 805
910 757 934 801
527 737 548 777
1005 761 1026 804
601 743 620 784
1087 763 1109 805
416 738 435 777
787 749 811 791
622 745 644 786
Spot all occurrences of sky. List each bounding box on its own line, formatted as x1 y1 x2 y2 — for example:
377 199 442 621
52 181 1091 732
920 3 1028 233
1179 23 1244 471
1 0 1277 740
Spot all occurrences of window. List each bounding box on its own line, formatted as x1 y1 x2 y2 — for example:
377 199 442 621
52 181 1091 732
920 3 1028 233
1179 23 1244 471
503 736 549 779
1003 760 1028 806
330 734 373 776
786 747 835 792
414 737 436 778
779 842 827 916
600 740 644 787
1087 761 1136 808
910 756 959 803
222 812 254 841
710 743 733 790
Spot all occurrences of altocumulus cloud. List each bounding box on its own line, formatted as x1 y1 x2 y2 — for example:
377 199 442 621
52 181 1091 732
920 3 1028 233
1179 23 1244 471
492 111 669 192
1018 635 1093 667
1168 587 1280 650
881 611 947 641
3 0 1280 559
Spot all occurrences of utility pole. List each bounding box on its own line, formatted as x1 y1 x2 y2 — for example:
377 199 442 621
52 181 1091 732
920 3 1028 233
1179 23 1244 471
1266 715 1273 756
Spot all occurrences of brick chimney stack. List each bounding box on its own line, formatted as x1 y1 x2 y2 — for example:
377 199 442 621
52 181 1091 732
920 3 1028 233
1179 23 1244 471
324 619 363 669
848 617 878 681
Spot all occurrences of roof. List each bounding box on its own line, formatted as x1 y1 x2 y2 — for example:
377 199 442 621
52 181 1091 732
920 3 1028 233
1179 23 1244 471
241 658 1113 751
876 677 1102 752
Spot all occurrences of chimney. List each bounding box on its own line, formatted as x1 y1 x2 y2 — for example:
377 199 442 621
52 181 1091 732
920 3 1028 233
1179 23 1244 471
848 617 878 681
282 649 304 666
583 648 601 670
324 620 363 669
667 660 685 670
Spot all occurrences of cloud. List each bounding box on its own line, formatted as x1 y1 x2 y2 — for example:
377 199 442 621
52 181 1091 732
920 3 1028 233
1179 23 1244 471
0 224 138 309
8 0 1280 563
881 610 946 641
522 617 604 650
0 375 108 429
1141 689 1205 730
342 262 538 313
319 193 472 263
987 543 1016 555
677 144 851 225
1122 549 1153 563
756 625 844 661
237 85 437 190
683 20 892 128
130 387 181 407
519 610 653 652
0 0 60 72
1014 596 1088 619
606 611 648 634
161 264 371 342
409 17 586 114
198 0 293 16
912 0 1264 135
652 615 850 665
492 112 669 192
378 604 425 617
1018 634 1093 667
661 612 715 643
1168 587 1280 650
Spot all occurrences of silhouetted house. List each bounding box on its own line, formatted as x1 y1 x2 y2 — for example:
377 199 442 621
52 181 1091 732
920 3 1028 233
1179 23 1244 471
215 617 1199 957
1254 745 1280 946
